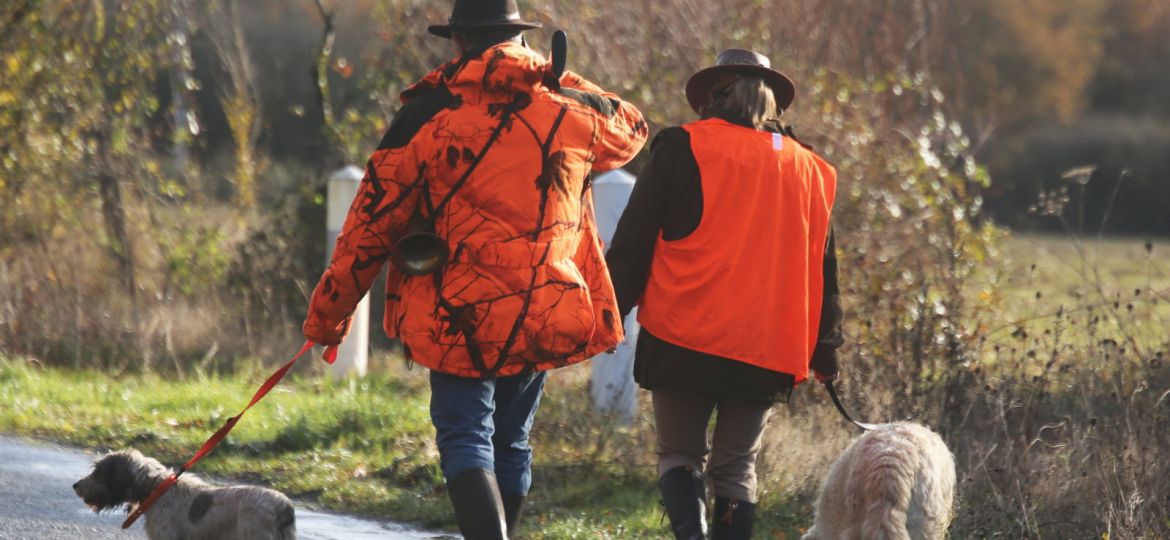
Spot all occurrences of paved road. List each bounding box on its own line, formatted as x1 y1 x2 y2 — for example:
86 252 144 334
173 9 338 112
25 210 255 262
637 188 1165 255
0 435 455 540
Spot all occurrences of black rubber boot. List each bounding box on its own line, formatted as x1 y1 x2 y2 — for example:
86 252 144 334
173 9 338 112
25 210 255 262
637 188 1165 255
502 492 526 538
447 468 508 540
711 497 756 540
658 466 708 540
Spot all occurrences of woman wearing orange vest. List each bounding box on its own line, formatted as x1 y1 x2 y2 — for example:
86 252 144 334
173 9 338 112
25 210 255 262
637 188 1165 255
607 49 843 539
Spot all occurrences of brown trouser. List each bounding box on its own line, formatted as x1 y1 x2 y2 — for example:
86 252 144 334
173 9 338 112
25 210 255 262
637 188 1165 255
652 388 773 503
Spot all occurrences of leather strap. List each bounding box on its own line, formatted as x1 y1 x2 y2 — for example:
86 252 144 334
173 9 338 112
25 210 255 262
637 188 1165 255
122 341 336 529
824 380 880 431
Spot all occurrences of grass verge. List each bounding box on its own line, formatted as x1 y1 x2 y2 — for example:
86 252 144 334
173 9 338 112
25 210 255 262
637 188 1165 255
0 356 813 538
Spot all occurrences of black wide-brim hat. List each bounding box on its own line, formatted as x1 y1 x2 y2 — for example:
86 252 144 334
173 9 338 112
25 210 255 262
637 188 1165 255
428 0 542 39
685 49 796 114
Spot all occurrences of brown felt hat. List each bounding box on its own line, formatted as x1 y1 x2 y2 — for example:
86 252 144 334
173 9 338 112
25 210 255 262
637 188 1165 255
685 49 796 115
428 0 542 39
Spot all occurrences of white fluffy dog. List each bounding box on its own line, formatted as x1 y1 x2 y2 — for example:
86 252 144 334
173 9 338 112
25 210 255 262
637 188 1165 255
801 423 955 540
73 449 296 540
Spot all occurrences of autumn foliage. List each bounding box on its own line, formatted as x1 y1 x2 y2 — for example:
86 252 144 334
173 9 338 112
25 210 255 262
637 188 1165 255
1 0 1168 537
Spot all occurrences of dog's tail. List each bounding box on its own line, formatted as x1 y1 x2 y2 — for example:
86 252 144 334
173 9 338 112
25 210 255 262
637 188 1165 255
276 502 296 540
859 434 917 540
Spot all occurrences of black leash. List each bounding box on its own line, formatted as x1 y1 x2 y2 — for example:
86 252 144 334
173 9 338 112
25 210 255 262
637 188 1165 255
823 380 881 431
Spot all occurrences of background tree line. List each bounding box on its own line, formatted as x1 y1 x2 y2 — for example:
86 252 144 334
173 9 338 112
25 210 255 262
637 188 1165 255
5 0 1165 235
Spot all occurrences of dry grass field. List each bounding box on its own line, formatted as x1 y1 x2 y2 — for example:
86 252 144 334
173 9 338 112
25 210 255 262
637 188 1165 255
752 232 1170 539
997 234 1169 333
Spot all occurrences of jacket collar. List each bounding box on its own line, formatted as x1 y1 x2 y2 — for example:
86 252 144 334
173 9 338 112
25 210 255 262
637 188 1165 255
402 42 548 104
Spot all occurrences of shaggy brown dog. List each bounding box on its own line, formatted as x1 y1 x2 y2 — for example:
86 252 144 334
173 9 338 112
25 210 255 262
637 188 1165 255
73 449 296 540
801 423 956 540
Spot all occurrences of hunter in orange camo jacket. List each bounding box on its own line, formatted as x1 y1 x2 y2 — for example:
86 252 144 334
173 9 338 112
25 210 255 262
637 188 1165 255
304 41 648 379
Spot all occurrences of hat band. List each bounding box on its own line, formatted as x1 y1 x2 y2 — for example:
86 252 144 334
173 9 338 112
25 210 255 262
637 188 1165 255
448 12 523 26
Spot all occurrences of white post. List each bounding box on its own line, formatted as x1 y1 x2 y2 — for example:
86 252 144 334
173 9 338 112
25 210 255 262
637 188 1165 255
590 169 639 423
326 166 370 378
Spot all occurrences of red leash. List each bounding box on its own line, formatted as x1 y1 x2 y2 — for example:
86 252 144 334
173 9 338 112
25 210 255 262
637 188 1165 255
122 340 338 529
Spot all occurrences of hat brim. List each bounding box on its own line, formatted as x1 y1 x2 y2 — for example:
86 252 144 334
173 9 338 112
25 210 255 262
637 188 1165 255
685 64 796 115
428 20 542 39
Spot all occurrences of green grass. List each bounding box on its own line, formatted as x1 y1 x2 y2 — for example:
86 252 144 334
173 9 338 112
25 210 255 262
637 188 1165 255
0 356 812 538
970 234 1170 351
1000 234 1169 311
0 358 450 522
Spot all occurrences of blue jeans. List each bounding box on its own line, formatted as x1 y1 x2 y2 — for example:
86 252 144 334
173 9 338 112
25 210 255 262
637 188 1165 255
429 370 547 496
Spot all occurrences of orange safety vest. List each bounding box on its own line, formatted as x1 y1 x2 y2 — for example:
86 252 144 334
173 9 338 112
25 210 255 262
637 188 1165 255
637 118 837 383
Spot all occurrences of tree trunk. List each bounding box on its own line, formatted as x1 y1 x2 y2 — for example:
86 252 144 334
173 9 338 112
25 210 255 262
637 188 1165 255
311 0 344 171
96 136 137 300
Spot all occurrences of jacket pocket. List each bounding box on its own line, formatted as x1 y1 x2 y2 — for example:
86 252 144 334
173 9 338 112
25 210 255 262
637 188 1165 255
521 258 596 360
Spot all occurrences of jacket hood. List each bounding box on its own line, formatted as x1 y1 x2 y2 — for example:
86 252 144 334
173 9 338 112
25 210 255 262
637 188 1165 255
401 42 550 105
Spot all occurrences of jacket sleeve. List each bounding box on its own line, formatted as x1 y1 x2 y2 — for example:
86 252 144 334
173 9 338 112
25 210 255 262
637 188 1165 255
558 70 648 172
573 190 625 345
303 144 421 346
809 226 844 376
605 129 690 317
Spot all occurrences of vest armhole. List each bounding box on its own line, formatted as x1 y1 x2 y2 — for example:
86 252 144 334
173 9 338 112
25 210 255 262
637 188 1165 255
653 128 703 242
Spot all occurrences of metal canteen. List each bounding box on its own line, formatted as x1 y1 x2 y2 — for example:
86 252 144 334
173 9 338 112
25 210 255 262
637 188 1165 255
392 230 449 276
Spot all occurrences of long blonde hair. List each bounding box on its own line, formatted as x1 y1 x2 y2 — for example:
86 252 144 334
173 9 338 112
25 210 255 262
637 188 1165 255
702 76 779 129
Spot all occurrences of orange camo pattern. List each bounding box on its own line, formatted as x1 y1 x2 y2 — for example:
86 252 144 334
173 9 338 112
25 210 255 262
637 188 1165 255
304 42 648 378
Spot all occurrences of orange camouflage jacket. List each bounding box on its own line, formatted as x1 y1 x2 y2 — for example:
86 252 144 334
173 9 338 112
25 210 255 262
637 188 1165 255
304 41 648 378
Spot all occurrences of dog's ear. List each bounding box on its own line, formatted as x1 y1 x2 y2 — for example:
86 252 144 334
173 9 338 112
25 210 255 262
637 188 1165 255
99 453 144 506
100 456 128 503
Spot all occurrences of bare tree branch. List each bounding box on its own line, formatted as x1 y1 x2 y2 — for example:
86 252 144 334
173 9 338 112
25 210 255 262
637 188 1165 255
206 0 263 207
311 0 343 167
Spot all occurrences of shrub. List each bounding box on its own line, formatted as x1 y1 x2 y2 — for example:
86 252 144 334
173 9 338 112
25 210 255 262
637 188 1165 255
985 115 1170 235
